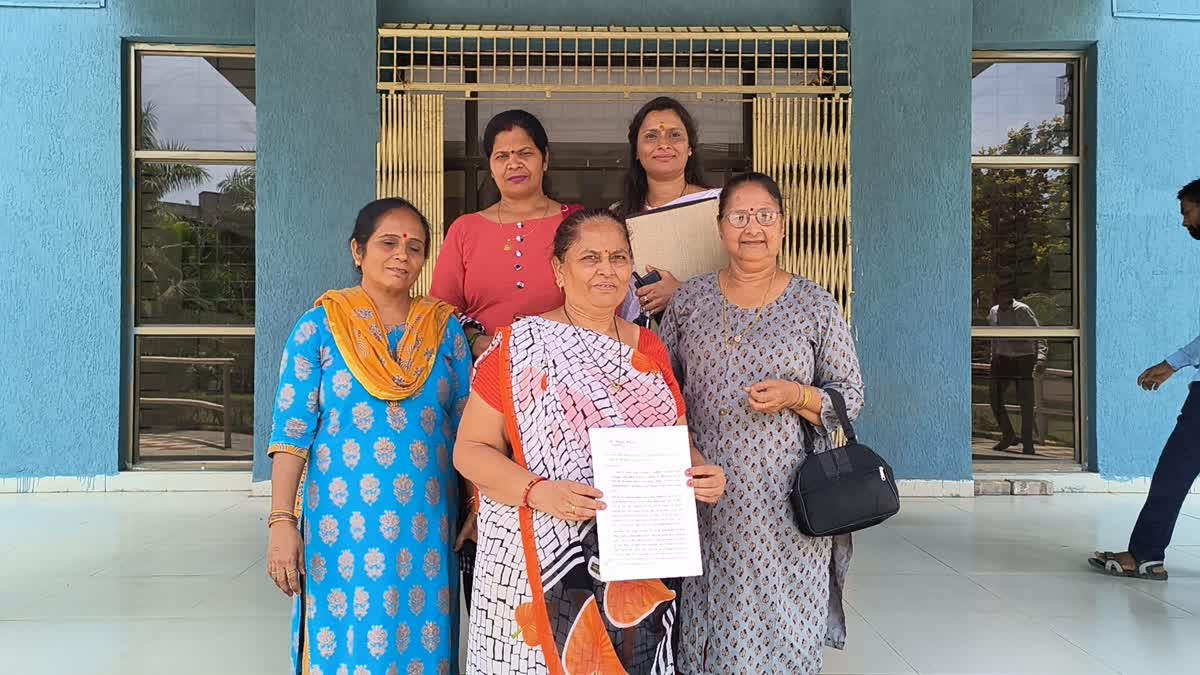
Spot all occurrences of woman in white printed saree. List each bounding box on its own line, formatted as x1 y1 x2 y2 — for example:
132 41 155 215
453 209 728 674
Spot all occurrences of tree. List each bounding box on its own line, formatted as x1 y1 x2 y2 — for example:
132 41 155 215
138 105 255 325
972 117 1073 326
139 104 210 196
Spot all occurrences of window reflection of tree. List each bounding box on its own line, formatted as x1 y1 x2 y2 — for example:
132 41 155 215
139 105 255 326
972 116 1073 327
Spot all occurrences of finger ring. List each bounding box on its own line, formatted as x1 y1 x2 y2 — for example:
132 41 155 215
569 504 576 515
286 568 297 576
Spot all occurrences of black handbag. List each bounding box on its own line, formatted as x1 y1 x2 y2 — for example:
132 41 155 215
789 388 900 537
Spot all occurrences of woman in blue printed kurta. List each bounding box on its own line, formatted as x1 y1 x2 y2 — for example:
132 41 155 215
265 198 472 675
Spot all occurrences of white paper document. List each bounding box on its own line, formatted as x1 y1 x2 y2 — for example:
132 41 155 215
589 425 703 582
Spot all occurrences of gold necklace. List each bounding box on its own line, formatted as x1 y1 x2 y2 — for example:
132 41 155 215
720 267 779 345
564 308 625 394
498 199 551 251
497 198 551 226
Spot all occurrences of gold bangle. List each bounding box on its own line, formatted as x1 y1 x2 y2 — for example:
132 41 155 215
267 511 298 529
798 385 810 411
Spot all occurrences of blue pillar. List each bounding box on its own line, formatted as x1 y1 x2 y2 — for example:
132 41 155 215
253 0 379 481
848 0 974 481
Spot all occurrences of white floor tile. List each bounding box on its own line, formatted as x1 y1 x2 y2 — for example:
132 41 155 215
0 619 152 675
970 572 1191 619
846 573 1010 618
910 539 1095 575
114 617 291 675
863 610 1120 675
190 568 293 618
0 534 137 579
8 491 1199 674
822 610 916 674
1044 615 1200 675
1119 575 1200 614
846 528 956 575
0 576 65 618
10 575 219 620
94 540 263 578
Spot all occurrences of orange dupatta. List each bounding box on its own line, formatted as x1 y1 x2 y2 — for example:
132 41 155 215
315 287 455 401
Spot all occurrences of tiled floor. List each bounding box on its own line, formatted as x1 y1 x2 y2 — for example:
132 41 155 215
3 492 1199 674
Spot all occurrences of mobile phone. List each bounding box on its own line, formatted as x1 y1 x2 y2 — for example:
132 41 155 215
632 270 662 288
631 270 665 325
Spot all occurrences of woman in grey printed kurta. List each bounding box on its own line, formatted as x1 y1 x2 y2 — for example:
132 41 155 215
658 172 863 675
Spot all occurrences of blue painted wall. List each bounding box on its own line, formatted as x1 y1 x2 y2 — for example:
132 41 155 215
0 0 254 477
848 0 974 481
4 0 1197 482
975 0 1200 477
251 0 380 481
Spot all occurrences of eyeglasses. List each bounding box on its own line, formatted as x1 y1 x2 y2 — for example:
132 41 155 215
722 209 782 228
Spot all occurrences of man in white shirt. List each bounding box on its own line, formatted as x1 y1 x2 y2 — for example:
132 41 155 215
1090 177 1200 581
988 285 1048 455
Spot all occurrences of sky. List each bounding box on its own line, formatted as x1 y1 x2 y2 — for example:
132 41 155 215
971 61 1072 154
141 55 255 205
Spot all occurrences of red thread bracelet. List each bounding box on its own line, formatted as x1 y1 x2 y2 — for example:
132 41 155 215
522 477 546 509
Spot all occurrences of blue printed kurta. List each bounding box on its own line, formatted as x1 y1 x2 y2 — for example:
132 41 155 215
268 305 472 675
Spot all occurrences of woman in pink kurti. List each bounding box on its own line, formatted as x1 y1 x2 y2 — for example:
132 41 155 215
430 109 584 357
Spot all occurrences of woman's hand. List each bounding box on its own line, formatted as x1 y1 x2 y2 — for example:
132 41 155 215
635 266 682 316
527 480 606 522
746 380 810 414
471 333 493 359
687 464 727 504
267 521 305 597
454 512 478 552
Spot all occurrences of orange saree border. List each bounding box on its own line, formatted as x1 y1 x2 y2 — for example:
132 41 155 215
495 326 566 675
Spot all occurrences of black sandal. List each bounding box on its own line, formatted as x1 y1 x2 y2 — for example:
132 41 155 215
1087 551 1168 581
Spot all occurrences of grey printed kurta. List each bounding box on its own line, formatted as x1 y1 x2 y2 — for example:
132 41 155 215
658 273 863 675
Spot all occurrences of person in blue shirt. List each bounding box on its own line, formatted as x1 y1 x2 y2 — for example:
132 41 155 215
1090 177 1200 581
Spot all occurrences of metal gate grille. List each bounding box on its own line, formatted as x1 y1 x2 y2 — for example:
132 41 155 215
753 96 852 319
377 93 445 295
377 24 852 313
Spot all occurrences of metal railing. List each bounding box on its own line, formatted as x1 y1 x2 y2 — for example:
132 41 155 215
138 355 236 449
971 361 1073 444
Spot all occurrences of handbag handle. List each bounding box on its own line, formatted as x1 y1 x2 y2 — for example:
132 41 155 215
823 387 857 444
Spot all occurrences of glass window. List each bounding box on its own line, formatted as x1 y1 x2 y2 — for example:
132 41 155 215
972 61 1075 156
135 336 254 462
138 55 256 152
971 55 1082 466
130 46 255 467
136 162 255 325
972 167 1074 327
972 338 1076 462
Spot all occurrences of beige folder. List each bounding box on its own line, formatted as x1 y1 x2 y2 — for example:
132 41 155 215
627 196 727 282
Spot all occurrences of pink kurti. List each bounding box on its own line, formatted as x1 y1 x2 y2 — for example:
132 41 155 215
430 205 584 333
